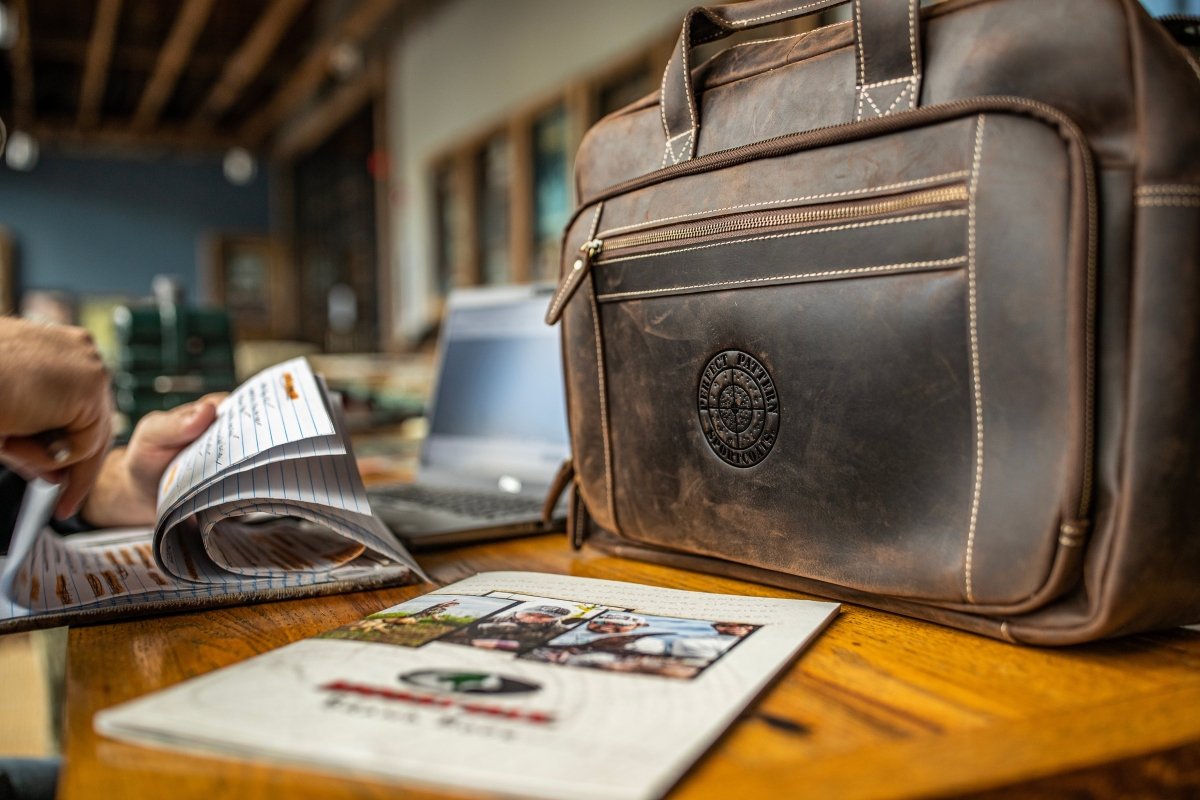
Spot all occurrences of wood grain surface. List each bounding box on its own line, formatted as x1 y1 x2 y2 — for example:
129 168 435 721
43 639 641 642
58 533 1200 799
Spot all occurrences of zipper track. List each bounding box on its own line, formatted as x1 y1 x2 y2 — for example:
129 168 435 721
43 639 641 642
599 185 968 253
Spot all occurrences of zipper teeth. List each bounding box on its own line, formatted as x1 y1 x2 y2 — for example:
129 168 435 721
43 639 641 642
601 186 968 252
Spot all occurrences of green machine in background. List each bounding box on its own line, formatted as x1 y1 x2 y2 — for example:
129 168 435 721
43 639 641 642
112 279 237 428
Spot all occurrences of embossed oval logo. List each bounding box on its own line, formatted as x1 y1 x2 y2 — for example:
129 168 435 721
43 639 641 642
697 350 780 468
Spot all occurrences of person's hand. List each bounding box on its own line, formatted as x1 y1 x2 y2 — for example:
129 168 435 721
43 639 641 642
0 317 114 518
82 394 224 528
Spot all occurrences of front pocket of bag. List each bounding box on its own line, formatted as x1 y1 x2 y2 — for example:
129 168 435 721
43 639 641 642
577 108 1093 610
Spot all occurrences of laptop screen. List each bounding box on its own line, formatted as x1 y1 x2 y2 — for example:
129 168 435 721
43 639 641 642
422 287 569 488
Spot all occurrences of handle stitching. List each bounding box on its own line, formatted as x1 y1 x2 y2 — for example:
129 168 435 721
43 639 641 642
725 0 837 27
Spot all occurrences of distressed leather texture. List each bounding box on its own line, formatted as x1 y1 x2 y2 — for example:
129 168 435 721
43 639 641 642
550 0 1200 644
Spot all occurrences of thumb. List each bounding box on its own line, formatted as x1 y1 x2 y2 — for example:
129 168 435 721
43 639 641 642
133 399 218 452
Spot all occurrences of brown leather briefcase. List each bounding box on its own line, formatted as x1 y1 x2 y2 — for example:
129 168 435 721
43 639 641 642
545 0 1200 644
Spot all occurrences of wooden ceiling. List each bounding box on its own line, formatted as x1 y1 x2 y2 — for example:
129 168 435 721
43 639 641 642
0 0 405 155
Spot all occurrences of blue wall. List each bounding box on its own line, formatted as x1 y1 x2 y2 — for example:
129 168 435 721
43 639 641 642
0 151 271 300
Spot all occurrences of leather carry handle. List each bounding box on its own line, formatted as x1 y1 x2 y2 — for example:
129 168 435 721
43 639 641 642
661 0 923 166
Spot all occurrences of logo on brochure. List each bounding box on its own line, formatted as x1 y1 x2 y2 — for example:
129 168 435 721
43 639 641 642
697 350 780 468
401 670 542 695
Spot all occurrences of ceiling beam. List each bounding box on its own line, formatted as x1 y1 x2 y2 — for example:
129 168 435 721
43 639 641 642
192 0 308 130
78 0 123 129
272 57 382 161
239 0 395 147
36 38 228 73
131 0 216 132
9 0 34 129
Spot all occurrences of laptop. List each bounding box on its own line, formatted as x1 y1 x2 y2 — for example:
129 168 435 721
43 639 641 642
368 284 571 548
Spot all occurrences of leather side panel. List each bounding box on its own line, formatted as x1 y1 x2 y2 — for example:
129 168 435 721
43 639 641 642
1085 198 1200 635
967 116 1077 604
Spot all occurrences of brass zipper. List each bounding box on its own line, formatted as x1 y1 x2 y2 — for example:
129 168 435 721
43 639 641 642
595 185 968 255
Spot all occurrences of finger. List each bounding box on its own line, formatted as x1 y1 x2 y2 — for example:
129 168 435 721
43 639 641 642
54 448 106 519
0 450 41 482
131 399 218 451
0 435 90 473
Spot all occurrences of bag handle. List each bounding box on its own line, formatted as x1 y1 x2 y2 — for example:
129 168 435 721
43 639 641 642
660 0 923 165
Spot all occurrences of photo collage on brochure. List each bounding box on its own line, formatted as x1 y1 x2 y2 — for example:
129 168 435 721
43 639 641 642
318 591 761 681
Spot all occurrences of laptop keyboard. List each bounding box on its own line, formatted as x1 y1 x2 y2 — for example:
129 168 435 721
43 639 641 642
370 483 545 520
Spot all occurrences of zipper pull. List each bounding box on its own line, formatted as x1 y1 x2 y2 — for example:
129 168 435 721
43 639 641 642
545 238 604 325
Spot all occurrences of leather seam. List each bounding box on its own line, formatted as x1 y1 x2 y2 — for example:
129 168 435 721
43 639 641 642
1134 197 1200 207
726 0 833 27
682 19 697 156
596 209 967 265
963 114 987 605
1134 184 1200 195
659 47 673 167
597 171 970 237
595 256 966 301
854 0 866 121
907 0 919 109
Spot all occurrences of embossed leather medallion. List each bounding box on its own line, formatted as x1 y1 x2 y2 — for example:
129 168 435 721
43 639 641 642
698 350 780 468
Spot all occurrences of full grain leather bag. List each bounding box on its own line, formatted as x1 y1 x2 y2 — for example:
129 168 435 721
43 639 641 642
545 0 1200 644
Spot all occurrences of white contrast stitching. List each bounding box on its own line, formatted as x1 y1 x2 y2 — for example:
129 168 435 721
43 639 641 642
1136 197 1200 207
908 0 918 86
659 49 673 143
597 209 967 266
727 0 832 27
853 0 867 121
548 203 604 322
681 22 697 157
853 0 865 86
863 90 884 118
1134 184 1200 196
859 75 916 89
964 115 987 605
596 257 966 301
597 171 970 237
885 81 913 115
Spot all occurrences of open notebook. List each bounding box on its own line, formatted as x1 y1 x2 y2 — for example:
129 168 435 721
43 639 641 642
0 357 424 633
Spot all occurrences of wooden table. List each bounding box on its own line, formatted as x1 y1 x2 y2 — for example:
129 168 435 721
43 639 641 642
57 533 1200 799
